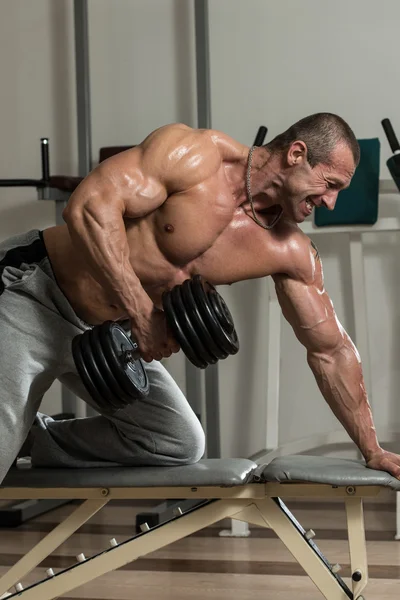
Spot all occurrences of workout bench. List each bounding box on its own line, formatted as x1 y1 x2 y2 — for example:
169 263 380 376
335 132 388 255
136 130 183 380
0 455 399 600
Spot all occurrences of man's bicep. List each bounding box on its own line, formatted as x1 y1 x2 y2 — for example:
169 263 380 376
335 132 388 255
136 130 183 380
272 271 344 355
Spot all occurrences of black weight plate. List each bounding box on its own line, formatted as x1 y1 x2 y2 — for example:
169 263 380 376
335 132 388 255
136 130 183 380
109 325 149 394
180 279 224 362
107 323 149 393
80 329 124 410
208 289 239 352
162 290 206 368
72 333 111 411
191 275 239 356
170 285 214 367
99 322 150 398
90 325 134 407
100 322 149 397
208 289 235 334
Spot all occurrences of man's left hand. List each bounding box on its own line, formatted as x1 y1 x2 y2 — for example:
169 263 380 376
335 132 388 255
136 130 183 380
366 449 400 480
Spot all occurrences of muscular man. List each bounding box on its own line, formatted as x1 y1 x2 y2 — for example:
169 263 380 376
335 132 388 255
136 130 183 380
0 112 399 483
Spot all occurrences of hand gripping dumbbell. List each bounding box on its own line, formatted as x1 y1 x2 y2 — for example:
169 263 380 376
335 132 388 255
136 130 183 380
71 275 239 412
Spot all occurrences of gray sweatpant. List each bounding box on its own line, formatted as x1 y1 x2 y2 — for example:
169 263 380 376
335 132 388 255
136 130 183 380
0 230 205 483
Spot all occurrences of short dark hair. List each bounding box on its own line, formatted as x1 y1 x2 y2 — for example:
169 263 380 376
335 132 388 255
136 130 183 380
266 113 360 168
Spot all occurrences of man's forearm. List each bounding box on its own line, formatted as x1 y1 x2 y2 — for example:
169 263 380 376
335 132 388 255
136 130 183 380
63 200 152 321
307 337 381 460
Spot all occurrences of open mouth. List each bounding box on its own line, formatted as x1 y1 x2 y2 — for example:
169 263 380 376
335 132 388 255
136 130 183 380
305 197 315 214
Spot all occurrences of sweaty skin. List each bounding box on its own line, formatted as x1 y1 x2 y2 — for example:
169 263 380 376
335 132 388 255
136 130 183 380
42 123 399 477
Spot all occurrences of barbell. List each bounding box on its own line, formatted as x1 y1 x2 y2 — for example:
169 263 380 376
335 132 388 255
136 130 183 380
72 275 239 412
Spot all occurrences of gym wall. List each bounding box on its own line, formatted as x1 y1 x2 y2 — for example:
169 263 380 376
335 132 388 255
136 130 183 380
0 0 78 416
0 0 399 459
210 0 400 457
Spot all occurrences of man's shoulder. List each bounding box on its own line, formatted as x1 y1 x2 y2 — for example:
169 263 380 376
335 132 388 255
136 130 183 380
139 126 249 196
210 130 248 162
140 124 246 164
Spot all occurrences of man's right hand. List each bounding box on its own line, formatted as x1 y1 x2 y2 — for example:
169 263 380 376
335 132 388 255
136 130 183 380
131 306 180 363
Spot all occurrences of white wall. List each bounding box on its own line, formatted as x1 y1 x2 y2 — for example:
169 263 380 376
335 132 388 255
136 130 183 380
0 0 77 414
208 0 399 177
207 0 400 457
1 0 400 460
0 0 195 414
88 0 196 159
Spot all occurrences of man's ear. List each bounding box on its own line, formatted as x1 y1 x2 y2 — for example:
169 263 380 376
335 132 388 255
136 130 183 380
286 140 308 166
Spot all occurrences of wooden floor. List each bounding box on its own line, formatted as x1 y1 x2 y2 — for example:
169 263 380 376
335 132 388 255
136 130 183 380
0 492 399 599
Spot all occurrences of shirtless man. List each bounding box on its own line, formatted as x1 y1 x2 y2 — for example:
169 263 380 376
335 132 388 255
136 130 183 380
0 112 399 484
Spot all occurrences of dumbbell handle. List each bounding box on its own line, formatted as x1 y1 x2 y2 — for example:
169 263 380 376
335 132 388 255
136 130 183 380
119 329 141 363
122 348 139 363
120 276 238 368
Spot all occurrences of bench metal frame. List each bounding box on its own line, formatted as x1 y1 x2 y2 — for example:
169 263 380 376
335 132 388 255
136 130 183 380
0 481 378 600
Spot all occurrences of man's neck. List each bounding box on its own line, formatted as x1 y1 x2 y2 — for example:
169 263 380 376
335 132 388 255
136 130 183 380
245 147 284 210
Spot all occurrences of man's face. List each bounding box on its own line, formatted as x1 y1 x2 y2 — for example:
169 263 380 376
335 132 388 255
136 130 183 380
282 142 356 223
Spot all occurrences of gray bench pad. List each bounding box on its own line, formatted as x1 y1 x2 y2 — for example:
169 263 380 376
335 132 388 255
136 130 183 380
2 455 400 490
263 455 400 490
2 459 257 488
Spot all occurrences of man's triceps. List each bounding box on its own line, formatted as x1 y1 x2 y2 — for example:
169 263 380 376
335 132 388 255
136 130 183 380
274 268 342 354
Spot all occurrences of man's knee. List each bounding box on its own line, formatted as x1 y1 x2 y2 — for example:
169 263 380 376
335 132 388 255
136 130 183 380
170 416 205 464
185 420 206 463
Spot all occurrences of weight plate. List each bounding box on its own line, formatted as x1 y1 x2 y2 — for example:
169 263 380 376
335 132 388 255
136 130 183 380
170 284 215 367
90 325 134 407
180 278 224 363
208 289 235 334
162 289 206 368
191 275 239 356
99 322 149 398
81 328 125 410
72 332 113 411
208 288 239 352
103 321 149 396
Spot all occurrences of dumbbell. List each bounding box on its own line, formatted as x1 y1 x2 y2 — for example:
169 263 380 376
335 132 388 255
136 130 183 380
72 275 239 412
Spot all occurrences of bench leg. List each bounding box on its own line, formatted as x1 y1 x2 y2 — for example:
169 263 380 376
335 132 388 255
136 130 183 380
0 498 108 597
254 497 353 600
345 497 368 599
2 498 251 600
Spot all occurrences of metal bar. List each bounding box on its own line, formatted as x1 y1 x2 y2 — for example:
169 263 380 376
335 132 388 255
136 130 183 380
0 483 383 502
253 126 268 146
302 217 400 234
256 498 352 599
395 492 400 540
265 277 280 452
0 180 44 187
184 361 204 423
0 484 264 502
193 0 218 458
194 0 211 129
74 0 92 176
71 0 93 417
345 497 368 598
40 138 50 181
204 363 221 458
